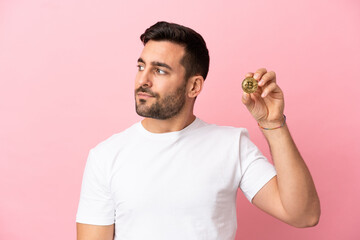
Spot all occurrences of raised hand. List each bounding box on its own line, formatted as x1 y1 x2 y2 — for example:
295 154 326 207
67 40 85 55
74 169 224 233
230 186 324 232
241 68 285 128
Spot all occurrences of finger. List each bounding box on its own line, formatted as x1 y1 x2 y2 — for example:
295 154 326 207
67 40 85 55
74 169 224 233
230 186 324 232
245 72 254 78
242 92 254 110
253 68 267 81
258 71 276 87
261 82 278 98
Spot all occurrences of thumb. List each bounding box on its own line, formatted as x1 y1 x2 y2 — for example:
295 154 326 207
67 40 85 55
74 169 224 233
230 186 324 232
242 92 254 112
242 92 250 105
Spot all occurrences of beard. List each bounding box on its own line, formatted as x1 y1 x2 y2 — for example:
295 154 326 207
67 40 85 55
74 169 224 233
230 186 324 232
135 83 186 120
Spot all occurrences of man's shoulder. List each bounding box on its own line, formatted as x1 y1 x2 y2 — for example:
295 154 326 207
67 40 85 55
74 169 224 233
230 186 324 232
90 121 140 155
198 119 249 136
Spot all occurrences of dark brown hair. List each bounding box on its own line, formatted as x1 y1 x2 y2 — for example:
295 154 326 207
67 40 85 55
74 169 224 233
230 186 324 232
140 21 210 81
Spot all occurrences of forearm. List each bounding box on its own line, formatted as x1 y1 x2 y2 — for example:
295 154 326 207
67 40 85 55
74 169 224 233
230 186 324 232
262 124 320 226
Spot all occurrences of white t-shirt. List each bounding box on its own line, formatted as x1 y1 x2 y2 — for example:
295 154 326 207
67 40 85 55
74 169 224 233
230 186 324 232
76 118 276 240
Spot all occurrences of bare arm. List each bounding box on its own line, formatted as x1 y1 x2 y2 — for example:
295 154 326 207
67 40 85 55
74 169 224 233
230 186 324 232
77 223 114 240
252 125 320 227
242 68 320 227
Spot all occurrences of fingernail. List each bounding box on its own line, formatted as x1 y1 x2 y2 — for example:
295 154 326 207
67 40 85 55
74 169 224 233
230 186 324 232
261 92 266 98
254 73 259 80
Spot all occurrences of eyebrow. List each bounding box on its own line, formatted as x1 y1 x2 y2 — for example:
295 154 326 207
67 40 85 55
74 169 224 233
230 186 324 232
137 58 173 71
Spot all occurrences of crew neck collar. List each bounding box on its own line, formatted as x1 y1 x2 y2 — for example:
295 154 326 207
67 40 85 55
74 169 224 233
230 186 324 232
136 117 202 140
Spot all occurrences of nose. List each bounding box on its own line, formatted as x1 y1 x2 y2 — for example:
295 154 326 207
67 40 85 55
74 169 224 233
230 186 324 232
136 69 152 88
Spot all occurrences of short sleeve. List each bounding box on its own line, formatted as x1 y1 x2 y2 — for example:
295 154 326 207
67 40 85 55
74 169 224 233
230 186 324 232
238 129 277 203
76 149 115 225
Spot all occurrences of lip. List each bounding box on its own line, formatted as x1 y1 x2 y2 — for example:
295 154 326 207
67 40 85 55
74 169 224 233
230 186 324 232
137 92 154 98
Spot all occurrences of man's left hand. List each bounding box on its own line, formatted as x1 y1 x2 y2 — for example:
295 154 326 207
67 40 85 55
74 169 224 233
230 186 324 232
241 68 285 128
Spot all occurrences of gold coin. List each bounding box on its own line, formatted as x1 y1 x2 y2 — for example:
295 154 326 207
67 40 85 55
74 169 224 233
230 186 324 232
242 77 258 94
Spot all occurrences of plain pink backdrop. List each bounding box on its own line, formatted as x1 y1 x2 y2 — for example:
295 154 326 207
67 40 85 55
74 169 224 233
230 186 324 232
1 0 359 239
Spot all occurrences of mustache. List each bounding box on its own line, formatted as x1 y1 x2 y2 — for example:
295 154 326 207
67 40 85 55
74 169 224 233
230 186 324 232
135 87 157 97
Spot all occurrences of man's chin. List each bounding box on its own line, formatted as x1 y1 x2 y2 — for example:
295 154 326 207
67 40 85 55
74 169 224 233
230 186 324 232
135 107 166 120
136 105 152 118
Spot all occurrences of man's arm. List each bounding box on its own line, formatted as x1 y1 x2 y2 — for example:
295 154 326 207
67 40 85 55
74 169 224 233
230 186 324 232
241 68 320 227
252 125 320 227
77 223 114 240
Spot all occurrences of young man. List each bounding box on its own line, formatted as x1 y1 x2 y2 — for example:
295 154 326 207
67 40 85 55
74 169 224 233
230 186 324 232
76 21 320 240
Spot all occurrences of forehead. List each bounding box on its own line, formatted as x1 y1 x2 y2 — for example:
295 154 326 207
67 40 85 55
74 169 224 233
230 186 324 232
140 40 186 67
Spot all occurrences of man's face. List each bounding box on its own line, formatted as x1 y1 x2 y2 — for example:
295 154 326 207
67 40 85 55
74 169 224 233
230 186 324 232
135 40 188 120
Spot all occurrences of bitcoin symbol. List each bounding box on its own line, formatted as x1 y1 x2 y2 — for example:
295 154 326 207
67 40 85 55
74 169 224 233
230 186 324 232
245 81 253 89
242 77 258 94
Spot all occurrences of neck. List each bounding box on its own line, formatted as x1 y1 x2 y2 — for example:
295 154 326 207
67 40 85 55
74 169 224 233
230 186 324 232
141 105 196 133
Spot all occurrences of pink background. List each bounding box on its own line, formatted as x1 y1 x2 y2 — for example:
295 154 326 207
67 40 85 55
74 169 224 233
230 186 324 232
1 0 359 239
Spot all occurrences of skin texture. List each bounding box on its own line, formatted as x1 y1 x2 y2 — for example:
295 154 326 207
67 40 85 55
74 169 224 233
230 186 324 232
134 47 189 120
135 82 187 119
242 69 321 227
76 223 114 240
134 40 203 133
77 41 320 239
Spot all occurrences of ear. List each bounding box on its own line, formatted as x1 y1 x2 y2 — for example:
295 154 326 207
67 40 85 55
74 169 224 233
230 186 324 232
187 75 204 98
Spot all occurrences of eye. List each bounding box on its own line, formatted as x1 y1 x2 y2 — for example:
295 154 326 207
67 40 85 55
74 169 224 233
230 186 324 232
156 68 167 75
137 65 145 71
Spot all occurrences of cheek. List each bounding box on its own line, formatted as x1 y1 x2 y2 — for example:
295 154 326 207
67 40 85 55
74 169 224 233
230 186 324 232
134 74 140 87
157 77 177 91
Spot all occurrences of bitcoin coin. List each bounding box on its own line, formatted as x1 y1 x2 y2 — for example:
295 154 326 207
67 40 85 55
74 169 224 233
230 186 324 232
242 77 258 94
